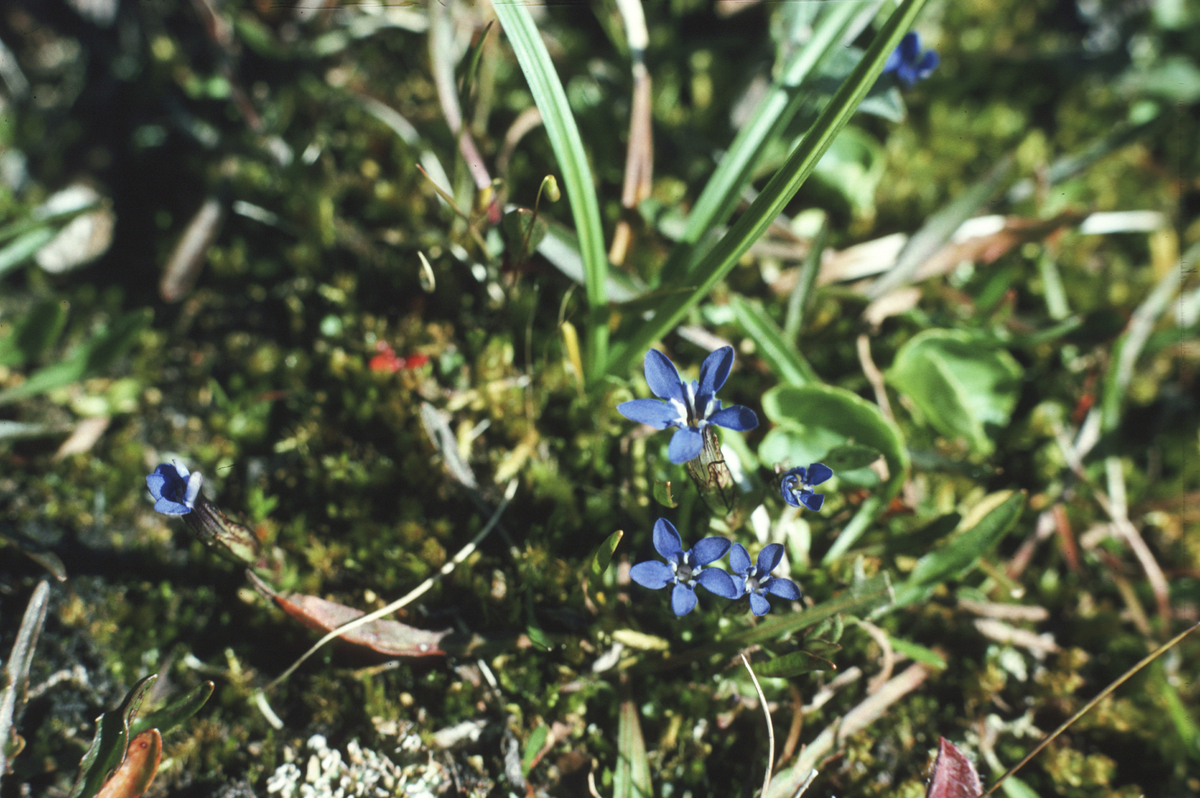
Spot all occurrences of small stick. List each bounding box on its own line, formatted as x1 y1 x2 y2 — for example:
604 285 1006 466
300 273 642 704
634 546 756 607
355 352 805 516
266 479 518 689
741 653 774 798
982 620 1200 796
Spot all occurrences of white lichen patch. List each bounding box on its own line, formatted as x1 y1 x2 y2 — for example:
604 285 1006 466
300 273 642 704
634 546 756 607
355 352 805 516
265 734 447 798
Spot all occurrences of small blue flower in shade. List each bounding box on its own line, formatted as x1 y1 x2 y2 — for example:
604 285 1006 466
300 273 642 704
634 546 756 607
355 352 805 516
146 462 203 516
780 462 833 511
883 32 939 88
629 518 738 616
729 543 803 616
617 346 759 465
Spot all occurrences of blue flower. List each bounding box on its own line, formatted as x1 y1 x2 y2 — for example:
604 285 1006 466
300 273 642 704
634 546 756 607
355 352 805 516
617 346 759 464
780 462 833 511
883 32 939 88
629 518 738 616
146 462 203 516
729 543 802 616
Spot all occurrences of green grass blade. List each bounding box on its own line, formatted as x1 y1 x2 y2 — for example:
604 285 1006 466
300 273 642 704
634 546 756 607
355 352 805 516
607 0 930 377
615 684 652 798
655 1 864 287
493 2 609 383
729 295 817 386
784 215 827 340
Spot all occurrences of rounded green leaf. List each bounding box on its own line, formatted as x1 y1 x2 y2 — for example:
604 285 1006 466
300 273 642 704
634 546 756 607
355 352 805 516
760 383 908 498
886 330 1023 454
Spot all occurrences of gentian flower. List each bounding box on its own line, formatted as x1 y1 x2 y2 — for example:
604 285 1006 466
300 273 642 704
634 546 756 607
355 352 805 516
780 462 833 511
146 461 264 568
617 346 759 465
883 32 939 88
146 462 203 515
629 518 738 616
729 543 802 616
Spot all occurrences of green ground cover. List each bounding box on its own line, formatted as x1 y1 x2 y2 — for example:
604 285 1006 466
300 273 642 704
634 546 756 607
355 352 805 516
1 0 1198 796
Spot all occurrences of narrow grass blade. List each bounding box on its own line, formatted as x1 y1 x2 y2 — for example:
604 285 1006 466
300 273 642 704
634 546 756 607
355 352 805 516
607 0 931 376
729 295 818 386
1100 241 1194 433
656 1 865 287
615 682 652 798
493 2 609 383
866 156 1013 300
784 216 827 340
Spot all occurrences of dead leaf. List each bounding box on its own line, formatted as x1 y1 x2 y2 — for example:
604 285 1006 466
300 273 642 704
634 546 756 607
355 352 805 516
925 737 982 798
95 730 161 798
248 572 449 657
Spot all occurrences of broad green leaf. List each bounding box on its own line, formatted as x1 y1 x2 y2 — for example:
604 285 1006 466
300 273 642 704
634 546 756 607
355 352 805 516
754 647 838 678
614 691 652 798
493 3 609 383
0 299 69 368
761 384 908 494
606 0 931 376
821 443 883 473
810 126 886 218
129 682 213 738
521 725 548 777
887 329 1023 454
729 295 817 386
70 675 158 798
0 309 151 407
891 491 1026 609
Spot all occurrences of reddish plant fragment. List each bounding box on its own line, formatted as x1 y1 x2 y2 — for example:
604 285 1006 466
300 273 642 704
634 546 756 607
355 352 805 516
95 730 161 798
248 572 448 658
926 738 982 798
369 341 430 373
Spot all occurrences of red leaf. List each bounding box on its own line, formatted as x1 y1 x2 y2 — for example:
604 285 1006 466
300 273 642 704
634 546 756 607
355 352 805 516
248 572 448 657
95 730 161 798
926 738 982 798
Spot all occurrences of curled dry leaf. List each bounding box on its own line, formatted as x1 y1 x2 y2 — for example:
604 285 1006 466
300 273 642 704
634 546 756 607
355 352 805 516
248 572 449 658
95 730 161 798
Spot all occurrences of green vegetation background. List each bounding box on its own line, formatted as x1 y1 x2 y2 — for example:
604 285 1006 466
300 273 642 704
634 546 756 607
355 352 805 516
0 0 1197 796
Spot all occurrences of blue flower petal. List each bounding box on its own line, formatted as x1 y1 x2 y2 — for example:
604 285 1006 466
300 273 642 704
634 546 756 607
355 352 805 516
630 560 674 589
899 31 921 61
671 583 698 616
651 518 684 560
708 405 758 432
154 496 191 515
691 536 731 566
766 577 802 601
807 462 833 486
617 398 681 429
757 543 784 574
697 568 738 599
667 427 704 464
799 492 825 512
749 592 771 616
643 349 685 403
697 346 733 395
728 542 752 575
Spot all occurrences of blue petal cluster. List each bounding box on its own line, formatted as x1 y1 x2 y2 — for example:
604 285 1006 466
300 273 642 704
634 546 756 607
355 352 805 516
617 347 758 464
146 462 203 515
630 522 812 617
629 519 738 616
780 462 832 511
729 543 802 616
883 32 939 88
